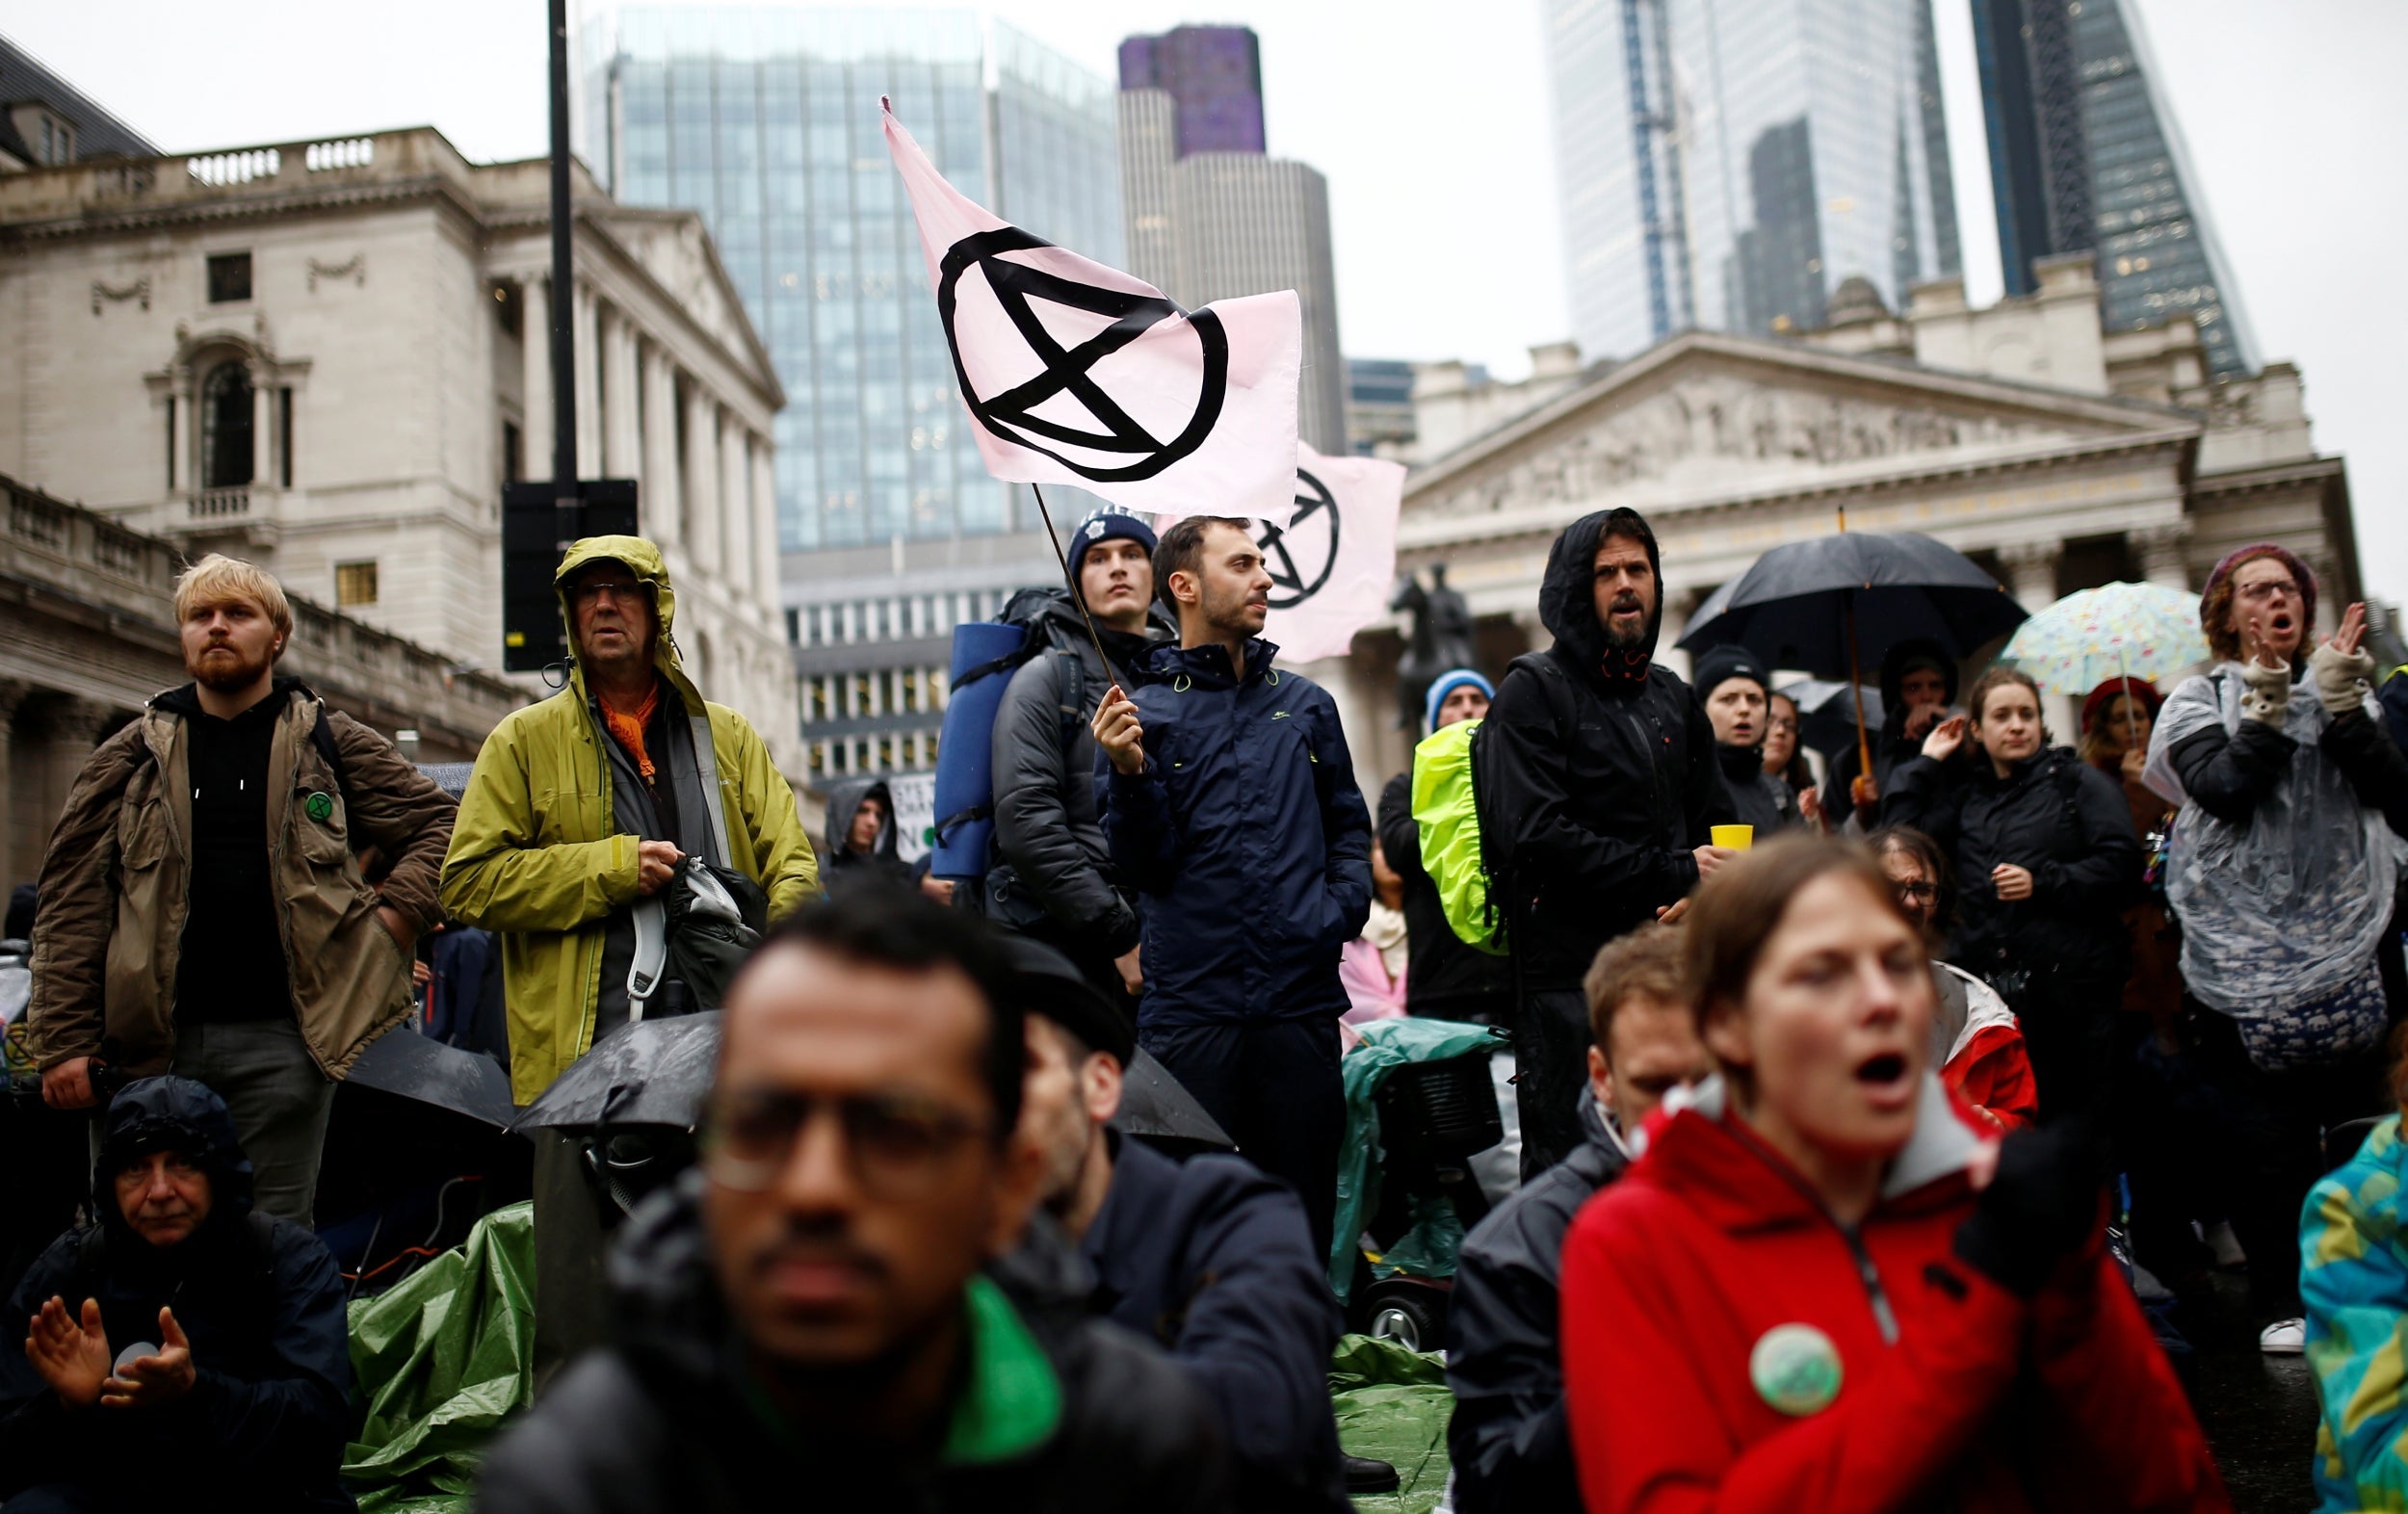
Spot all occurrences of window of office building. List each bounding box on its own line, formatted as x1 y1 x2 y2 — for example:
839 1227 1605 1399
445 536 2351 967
206 252 252 304
335 561 380 607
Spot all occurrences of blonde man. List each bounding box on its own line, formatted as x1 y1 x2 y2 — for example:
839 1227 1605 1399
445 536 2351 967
29 555 457 1224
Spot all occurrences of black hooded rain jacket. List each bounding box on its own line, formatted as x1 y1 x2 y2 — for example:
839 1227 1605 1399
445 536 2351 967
1482 509 1732 989
0 1077 353 1512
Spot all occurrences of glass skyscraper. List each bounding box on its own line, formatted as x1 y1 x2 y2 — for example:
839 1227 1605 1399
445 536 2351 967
579 6 1124 552
1548 0 1961 360
1973 0 2255 376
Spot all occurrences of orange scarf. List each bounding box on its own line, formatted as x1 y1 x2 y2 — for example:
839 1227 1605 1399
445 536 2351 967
599 682 661 783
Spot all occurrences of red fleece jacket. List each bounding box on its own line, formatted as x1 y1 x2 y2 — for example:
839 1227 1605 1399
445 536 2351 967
1560 1086 2225 1514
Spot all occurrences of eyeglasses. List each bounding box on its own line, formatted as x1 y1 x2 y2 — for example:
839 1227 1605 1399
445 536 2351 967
1893 881 1939 904
569 579 649 607
698 1088 986 1197
2236 578 2300 604
1767 716 1798 735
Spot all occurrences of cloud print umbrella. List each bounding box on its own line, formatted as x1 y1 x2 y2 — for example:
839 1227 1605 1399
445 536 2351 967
1678 524 2027 784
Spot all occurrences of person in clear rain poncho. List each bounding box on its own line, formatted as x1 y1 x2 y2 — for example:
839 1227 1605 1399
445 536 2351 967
2143 543 2408 1354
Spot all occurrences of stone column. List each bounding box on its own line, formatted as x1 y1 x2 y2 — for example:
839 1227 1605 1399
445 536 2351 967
684 390 722 575
0 679 29 897
520 278 553 483
170 368 194 501
602 317 641 483
574 286 602 480
1999 540 2061 615
641 352 682 549
248 360 274 487
2131 521 2192 591
749 434 780 614
1998 540 2072 735
2304 553 2344 637
720 417 750 601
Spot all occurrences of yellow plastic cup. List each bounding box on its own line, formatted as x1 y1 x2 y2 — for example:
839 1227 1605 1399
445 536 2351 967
1711 824 1755 850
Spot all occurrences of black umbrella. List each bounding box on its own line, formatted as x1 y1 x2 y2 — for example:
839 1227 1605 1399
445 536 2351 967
346 1025 515 1129
1115 1049 1234 1153
511 1012 721 1133
1775 679 1887 760
1679 527 2026 780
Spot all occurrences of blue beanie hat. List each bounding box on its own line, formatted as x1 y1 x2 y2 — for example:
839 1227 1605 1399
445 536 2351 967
1068 509 1160 580
1424 667 1496 733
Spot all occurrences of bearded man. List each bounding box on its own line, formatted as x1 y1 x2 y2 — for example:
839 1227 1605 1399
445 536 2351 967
28 556 456 1224
1481 508 1733 1176
1091 515 1373 1258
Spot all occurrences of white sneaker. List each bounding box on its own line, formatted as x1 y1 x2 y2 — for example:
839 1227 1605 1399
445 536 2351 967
2206 1220 2247 1270
2260 1318 2306 1355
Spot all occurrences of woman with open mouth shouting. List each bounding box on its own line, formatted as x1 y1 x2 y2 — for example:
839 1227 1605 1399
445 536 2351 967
2146 544 2408 1356
1559 837 2224 1513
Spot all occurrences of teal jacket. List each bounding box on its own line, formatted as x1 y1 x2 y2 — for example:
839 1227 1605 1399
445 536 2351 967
2304 1112 2408 1510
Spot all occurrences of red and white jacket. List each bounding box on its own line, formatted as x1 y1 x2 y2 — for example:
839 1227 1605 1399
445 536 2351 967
1562 1075 2224 1514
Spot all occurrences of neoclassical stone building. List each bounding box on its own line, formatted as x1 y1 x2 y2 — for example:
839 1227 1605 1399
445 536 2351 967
1324 256 2361 791
0 127 800 774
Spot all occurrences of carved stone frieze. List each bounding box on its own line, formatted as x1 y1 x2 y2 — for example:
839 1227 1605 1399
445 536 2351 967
91 277 150 315
1419 374 2065 520
307 254 366 291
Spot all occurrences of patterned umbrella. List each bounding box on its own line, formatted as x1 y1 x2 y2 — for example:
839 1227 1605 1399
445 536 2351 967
2000 581 2209 695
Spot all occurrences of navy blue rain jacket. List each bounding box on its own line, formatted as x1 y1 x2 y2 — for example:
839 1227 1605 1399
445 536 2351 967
1082 1135 1348 1514
0 1077 353 1511
1098 639 1373 1028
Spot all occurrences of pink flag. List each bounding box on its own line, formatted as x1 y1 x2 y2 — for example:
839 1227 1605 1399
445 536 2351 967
882 99 1302 527
1262 443 1405 664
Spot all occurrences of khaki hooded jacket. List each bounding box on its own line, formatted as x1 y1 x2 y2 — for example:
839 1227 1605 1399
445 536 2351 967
28 682 457 1080
439 536 819 1104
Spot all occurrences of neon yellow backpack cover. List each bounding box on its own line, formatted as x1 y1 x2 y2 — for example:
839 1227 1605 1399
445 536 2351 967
1411 718 1507 955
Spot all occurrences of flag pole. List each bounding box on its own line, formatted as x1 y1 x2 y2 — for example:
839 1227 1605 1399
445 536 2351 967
1028 482 1116 675
1837 506 1873 790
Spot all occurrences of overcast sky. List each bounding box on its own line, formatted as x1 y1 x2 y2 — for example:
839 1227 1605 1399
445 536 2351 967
12 0 2400 599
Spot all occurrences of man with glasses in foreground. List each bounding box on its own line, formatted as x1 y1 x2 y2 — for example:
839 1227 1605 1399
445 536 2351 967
476 892 1231 1511
443 536 818 1372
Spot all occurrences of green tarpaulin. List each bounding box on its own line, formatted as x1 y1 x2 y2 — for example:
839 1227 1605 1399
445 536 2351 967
339 1211 1464 1514
343 1202 537 1513
1331 1333 1455 1514
1330 1017 1509 1298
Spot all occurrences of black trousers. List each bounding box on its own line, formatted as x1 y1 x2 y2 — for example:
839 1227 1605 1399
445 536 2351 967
1997 967 2121 1127
1513 987 1592 1182
2184 1001 2388 1318
1140 1018 1345 1261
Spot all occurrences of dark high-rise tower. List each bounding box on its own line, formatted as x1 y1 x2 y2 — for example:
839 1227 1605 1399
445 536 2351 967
1116 26 1265 157
1972 0 2255 375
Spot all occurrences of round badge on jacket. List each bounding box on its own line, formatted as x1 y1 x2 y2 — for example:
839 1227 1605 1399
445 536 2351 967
304 792 335 823
1749 1322 1843 1416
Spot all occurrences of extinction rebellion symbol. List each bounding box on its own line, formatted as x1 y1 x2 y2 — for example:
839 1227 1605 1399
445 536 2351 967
936 225 1227 483
1257 469 1340 611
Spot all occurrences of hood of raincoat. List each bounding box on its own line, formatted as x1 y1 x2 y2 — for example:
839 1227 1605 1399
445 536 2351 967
823 776 901 862
1537 508 1663 681
1877 637 1959 738
555 535 708 718
92 1075 255 1247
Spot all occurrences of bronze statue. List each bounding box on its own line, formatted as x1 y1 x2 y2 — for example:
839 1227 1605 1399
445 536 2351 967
1390 563 1480 730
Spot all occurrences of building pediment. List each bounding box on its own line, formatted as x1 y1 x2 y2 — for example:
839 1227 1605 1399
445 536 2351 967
1405 331 2201 529
595 208 783 407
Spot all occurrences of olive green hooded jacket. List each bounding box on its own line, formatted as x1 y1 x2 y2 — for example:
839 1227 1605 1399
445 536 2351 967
440 536 818 1104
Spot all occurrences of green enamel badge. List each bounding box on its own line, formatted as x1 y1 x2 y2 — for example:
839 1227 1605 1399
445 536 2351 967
304 792 335 823
1749 1322 1843 1416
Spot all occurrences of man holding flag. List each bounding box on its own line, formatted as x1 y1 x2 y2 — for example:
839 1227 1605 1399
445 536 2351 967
1090 518 1373 1261
883 97 1361 1248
